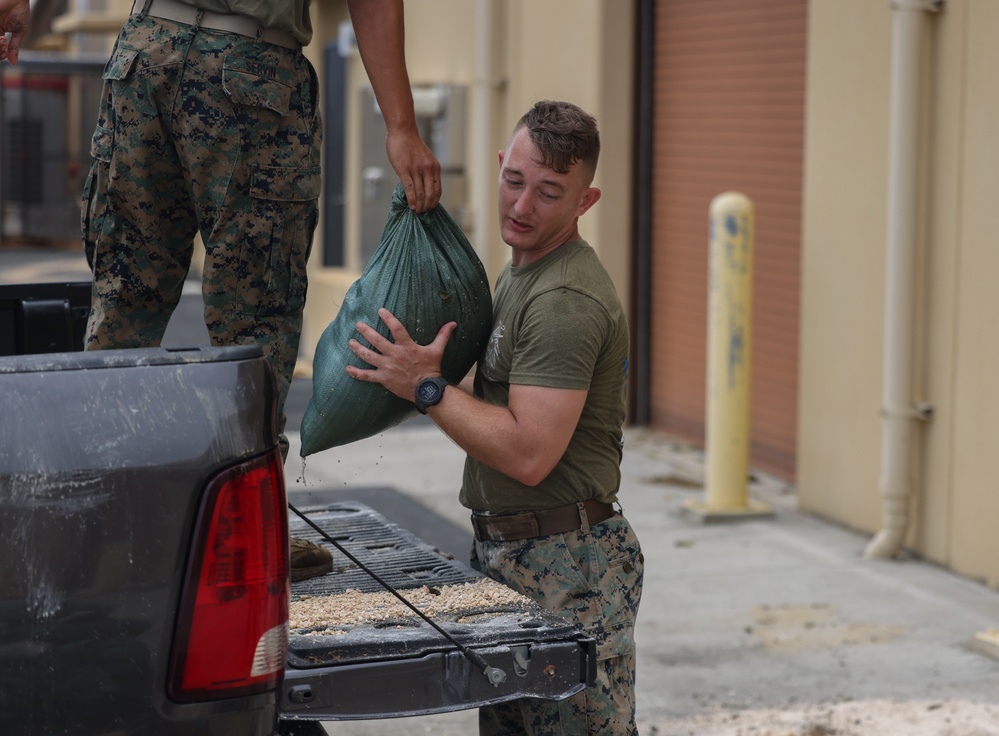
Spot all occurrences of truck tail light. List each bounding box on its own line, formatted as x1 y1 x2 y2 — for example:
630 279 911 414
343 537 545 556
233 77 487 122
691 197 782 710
168 448 290 702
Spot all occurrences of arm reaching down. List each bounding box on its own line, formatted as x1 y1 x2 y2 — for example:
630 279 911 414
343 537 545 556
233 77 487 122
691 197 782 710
346 0 442 213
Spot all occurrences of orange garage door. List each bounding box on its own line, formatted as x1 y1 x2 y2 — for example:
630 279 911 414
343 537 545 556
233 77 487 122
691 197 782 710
649 0 807 479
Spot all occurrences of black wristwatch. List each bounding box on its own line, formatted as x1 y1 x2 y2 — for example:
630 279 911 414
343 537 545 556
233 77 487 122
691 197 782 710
414 376 448 414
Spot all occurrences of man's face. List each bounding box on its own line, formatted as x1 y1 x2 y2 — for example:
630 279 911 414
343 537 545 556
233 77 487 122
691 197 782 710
497 127 600 265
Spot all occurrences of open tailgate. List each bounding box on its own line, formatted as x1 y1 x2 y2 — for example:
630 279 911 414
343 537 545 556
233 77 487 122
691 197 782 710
280 502 596 721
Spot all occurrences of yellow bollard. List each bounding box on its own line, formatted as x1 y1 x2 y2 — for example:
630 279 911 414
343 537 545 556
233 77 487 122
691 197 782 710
971 628 999 661
684 192 772 522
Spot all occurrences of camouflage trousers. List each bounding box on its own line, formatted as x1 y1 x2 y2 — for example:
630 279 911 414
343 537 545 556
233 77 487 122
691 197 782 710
471 514 644 735
82 9 322 455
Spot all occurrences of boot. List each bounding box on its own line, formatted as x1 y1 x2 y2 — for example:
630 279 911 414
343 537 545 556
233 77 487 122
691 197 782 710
290 537 333 582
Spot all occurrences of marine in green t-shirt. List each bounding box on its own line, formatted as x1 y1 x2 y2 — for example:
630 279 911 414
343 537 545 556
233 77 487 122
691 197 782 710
347 100 643 736
459 239 629 513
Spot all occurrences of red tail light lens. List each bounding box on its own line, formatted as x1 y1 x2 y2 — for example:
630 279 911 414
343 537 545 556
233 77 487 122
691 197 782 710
168 448 289 702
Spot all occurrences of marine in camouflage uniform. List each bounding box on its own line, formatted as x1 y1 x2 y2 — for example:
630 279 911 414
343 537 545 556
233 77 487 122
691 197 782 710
345 101 644 735
82 1 320 456
464 237 644 736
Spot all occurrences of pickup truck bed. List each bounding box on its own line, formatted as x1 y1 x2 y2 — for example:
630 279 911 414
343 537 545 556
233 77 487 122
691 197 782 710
281 502 596 721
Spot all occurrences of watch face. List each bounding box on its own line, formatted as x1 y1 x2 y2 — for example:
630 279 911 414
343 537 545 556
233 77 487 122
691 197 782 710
418 381 442 403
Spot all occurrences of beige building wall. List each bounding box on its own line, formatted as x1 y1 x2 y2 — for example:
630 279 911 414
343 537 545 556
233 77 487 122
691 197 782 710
799 0 999 588
302 0 635 371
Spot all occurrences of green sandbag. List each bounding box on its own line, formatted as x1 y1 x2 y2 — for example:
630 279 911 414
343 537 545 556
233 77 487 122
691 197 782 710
300 183 492 456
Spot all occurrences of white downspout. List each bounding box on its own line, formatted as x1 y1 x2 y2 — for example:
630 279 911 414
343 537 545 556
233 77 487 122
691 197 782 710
864 0 941 559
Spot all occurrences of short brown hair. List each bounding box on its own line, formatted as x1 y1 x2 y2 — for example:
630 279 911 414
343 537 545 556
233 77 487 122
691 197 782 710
513 100 600 178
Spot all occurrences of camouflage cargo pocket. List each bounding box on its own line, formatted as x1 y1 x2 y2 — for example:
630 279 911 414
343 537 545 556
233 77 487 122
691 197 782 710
82 49 138 269
237 164 320 317
82 126 112 270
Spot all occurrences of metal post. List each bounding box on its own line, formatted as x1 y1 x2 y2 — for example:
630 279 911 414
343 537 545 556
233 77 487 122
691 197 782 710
685 191 772 522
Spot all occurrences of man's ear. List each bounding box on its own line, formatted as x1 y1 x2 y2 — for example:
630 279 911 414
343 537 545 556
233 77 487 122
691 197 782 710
577 187 602 217
498 149 505 167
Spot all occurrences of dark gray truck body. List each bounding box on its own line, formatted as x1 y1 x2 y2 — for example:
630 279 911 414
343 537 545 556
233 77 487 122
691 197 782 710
0 342 283 736
0 282 594 735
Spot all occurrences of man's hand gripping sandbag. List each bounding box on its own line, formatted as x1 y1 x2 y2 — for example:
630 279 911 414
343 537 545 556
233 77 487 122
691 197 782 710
300 184 492 455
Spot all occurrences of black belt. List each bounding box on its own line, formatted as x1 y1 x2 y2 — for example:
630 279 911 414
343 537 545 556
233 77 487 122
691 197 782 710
472 500 616 542
132 0 301 51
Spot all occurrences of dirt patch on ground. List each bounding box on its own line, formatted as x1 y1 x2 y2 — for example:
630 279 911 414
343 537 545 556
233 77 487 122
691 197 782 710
748 603 909 653
644 699 999 736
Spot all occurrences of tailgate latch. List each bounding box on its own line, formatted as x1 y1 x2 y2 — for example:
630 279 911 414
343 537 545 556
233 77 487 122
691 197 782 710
482 664 507 686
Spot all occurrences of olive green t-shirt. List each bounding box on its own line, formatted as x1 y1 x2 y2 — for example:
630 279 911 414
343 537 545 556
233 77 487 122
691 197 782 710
459 240 629 513
178 0 313 45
